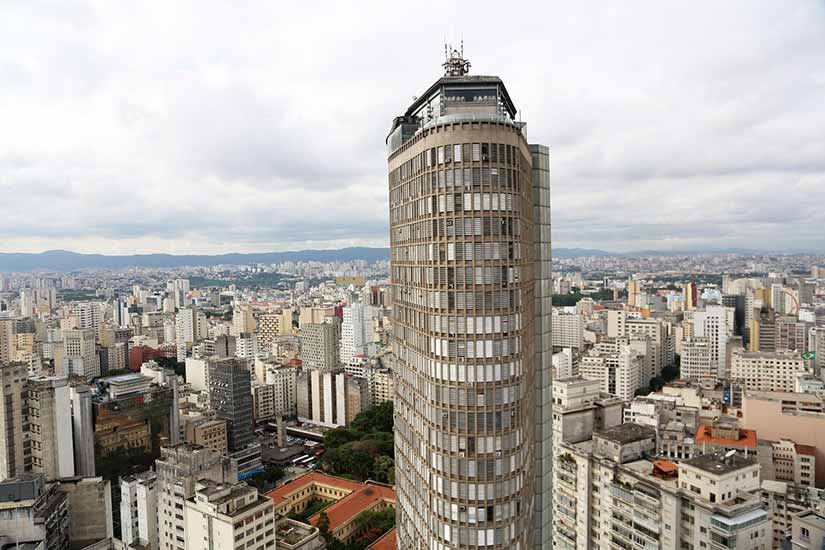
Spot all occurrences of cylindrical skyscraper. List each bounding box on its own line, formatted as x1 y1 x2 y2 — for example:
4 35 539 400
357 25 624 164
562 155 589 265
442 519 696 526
388 49 551 550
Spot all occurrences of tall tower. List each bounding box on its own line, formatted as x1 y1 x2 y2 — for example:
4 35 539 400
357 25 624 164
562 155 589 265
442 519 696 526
388 48 552 550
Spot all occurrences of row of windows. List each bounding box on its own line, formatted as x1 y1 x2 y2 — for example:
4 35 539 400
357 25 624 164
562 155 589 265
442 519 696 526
394 288 523 311
392 240 523 264
393 216 522 245
391 190 524 225
394 142 522 184
390 166 522 205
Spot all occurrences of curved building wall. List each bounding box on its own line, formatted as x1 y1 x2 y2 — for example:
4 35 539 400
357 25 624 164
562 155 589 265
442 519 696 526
389 119 536 550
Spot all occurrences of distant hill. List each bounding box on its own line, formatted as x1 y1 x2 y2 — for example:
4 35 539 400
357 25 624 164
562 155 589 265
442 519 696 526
0 246 787 272
0 247 392 272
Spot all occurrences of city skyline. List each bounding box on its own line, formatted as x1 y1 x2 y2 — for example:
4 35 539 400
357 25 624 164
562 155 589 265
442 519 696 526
2 1 824 256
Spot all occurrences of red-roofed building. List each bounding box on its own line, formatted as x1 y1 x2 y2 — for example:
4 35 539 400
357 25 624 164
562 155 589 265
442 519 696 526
366 528 397 550
266 472 396 545
695 422 757 456
309 483 395 543
266 471 362 517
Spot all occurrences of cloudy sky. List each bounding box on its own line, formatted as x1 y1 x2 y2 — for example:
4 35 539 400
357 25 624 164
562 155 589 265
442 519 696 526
2 1 824 255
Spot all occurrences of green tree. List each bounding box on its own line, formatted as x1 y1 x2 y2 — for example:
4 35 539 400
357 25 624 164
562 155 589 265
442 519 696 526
373 455 395 484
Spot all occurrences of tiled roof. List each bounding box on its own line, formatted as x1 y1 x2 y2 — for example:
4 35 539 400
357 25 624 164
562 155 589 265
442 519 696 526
366 528 397 550
266 472 362 507
309 483 396 532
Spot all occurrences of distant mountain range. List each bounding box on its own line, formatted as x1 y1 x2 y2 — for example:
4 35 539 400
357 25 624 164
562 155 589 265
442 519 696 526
0 248 391 272
0 246 791 272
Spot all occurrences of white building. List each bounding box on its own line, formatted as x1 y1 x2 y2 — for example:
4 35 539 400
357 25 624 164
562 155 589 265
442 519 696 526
120 470 158 550
693 305 734 381
580 342 645 400
552 348 577 379
184 480 276 550
235 332 259 359
340 304 381 365
176 307 208 362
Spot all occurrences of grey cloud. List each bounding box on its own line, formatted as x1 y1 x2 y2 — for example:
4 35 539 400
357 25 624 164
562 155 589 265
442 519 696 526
1 0 824 254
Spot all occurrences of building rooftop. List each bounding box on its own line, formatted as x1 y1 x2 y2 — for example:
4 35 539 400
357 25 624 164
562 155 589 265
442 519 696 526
796 510 825 530
275 518 319 547
695 425 758 449
683 451 757 476
795 443 816 456
266 471 362 508
595 423 656 444
366 528 397 550
308 483 395 532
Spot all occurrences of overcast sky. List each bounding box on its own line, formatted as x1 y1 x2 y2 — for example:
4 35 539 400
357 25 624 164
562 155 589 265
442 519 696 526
2 1 824 255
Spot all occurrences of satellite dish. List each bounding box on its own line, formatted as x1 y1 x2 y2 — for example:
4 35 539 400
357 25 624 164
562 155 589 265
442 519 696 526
724 450 736 460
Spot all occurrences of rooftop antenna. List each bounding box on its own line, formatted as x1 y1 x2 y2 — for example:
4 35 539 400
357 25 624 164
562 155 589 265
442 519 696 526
443 38 471 77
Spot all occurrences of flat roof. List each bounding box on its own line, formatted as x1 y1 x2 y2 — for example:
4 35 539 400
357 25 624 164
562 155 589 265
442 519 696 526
797 510 825 529
595 423 656 444
683 451 757 475
695 425 758 449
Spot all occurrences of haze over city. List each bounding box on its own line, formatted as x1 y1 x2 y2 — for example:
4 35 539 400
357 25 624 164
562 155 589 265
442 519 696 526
2 1 824 255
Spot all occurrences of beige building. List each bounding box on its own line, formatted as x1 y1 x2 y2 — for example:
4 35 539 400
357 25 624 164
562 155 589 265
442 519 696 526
0 362 26 480
299 321 340 370
185 417 228 454
28 375 75 479
732 350 809 392
232 303 257 337
257 312 281 354
742 390 825 488
790 509 825 549
184 480 276 550
388 49 553 550
0 318 13 364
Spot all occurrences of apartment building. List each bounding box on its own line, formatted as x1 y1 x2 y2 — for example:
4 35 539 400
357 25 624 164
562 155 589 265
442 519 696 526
554 424 771 550
731 350 809 392
184 480 276 550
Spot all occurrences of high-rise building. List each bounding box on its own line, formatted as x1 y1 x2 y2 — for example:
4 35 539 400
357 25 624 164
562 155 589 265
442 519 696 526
69 383 96 477
340 303 381 364
155 443 236 550
62 328 99 379
28 376 75 480
120 470 158 550
680 337 715 384
0 318 13 364
184 480 277 550
693 304 734 380
232 303 257 337
208 357 254 451
0 362 26 480
551 311 584 350
387 49 551 550
300 320 340 370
